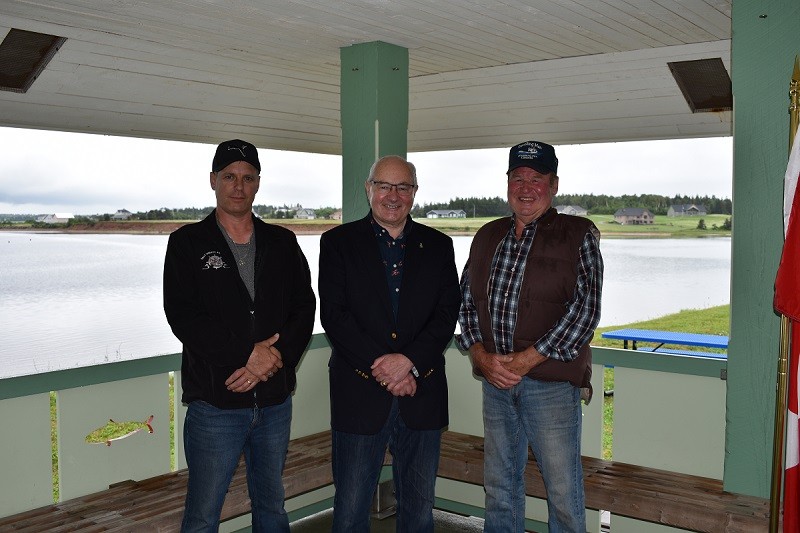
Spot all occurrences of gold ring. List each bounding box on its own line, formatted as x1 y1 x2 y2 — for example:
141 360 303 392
380 381 387 387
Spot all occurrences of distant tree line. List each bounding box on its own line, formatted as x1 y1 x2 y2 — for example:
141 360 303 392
410 197 510 218
411 194 731 218
0 194 730 222
130 206 211 220
125 204 340 220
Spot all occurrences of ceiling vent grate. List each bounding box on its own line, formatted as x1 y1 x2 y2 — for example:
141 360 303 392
0 28 66 93
668 58 732 113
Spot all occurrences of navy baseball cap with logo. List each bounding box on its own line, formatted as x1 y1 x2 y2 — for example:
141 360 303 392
508 140 558 175
212 139 261 173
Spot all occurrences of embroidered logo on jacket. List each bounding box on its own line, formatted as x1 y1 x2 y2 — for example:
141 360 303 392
201 251 229 270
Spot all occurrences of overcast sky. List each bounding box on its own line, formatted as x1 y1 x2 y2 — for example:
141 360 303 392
0 126 732 215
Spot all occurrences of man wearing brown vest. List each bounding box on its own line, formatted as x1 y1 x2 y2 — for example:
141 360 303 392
457 141 603 533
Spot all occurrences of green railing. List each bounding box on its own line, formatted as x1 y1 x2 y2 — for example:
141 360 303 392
0 337 726 533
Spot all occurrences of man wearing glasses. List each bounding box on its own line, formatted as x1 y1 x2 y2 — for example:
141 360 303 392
319 155 461 532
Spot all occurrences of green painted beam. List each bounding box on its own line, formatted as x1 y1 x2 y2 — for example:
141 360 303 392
0 354 181 400
589 346 726 379
340 41 409 222
727 0 800 498
286 497 335 523
1 333 331 400
449 342 726 378
1 338 725 401
434 497 548 532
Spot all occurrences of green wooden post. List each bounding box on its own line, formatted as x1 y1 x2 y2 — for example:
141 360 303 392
727 0 800 497
340 41 409 223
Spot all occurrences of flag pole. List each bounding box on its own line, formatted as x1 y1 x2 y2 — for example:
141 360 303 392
772 314 791 532
770 55 800 533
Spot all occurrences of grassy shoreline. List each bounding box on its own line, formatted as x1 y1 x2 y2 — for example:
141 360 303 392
420 214 731 238
3 213 731 238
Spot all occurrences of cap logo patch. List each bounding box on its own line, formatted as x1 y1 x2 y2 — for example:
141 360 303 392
518 143 543 159
227 145 248 158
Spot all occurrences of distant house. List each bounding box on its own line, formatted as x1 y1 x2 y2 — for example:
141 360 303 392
614 208 654 225
329 210 343 220
426 209 467 219
40 213 74 224
555 205 588 216
295 208 316 219
276 203 300 216
111 209 132 220
668 204 707 217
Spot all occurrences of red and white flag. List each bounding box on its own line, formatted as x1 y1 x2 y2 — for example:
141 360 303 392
775 123 800 532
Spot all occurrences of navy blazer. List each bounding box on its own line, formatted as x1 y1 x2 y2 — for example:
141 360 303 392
319 214 461 434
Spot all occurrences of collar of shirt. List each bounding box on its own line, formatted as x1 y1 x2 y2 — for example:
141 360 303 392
370 214 412 318
510 213 538 240
369 214 413 241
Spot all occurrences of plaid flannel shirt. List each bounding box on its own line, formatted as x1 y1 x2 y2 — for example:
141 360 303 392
457 216 603 361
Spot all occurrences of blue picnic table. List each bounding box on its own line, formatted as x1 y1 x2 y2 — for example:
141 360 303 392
601 328 728 359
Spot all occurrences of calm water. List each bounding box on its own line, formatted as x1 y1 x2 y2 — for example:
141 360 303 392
0 231 730 379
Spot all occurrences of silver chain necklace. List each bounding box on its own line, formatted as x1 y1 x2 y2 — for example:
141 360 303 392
219 224 254 266
229 235 253 266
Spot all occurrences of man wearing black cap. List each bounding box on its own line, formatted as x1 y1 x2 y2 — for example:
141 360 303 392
163 139 315 532
457 141 603 532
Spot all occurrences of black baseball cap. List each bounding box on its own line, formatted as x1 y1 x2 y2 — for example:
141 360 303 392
508 140 558 174
212 139 261 173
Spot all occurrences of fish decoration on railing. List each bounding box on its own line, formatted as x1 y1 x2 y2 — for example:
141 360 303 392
85 414 154 446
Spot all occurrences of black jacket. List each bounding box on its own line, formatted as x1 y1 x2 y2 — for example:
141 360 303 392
319 215 461 434
164 211 315 409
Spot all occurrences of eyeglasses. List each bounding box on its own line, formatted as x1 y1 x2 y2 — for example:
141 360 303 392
369 180 417 196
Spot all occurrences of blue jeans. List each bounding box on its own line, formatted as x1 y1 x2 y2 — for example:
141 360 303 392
181 397 292 533
331 397 441 533
482 378 585 533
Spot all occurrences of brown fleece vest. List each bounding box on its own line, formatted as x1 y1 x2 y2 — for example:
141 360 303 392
467 209 594 389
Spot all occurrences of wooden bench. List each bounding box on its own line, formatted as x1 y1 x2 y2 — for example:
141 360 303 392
0 431 334 533
438 431 771 533
0 430 773 532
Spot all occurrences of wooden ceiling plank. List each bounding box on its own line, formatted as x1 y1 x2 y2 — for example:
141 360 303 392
655 0 732 38
0 0 732 152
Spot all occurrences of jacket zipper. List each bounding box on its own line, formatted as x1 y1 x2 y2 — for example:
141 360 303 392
250 309 257 405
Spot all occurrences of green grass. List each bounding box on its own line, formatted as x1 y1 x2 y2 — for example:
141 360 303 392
418 214 731 238
416 217 498 233
595 304 730 459
50 392 58 502
6 214 731 239
231 213 733 238
602 367 614 458
594 304 730 349
589 214 730 238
